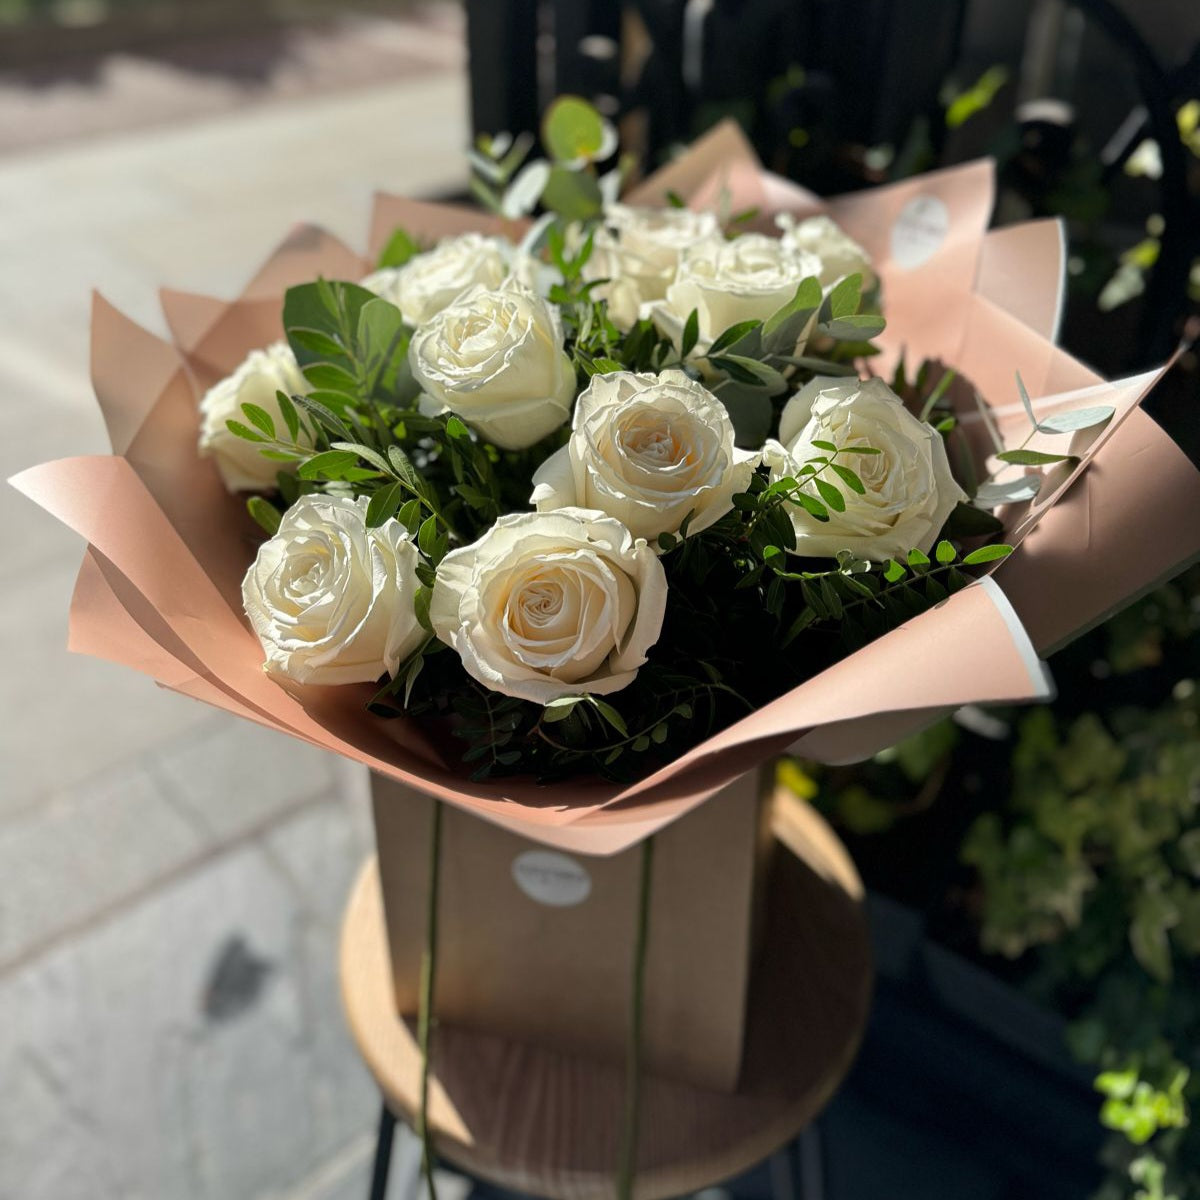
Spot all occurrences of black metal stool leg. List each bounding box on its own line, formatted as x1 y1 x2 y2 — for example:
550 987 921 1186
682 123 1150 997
368 1098 397 1200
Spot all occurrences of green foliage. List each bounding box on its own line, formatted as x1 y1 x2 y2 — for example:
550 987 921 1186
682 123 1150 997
963 686 1200 1200
220 137 1018 785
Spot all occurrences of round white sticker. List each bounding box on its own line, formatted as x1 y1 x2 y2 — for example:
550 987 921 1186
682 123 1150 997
890 194 950 269
511 850 592 907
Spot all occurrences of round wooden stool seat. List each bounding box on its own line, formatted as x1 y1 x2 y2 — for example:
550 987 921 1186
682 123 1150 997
339 791 872 1200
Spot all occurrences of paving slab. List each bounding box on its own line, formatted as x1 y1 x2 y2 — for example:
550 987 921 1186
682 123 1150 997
0 793 380 1200
1 42 467 1200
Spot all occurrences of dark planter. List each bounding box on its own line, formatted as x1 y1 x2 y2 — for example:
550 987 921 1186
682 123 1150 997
816 893 1104 1200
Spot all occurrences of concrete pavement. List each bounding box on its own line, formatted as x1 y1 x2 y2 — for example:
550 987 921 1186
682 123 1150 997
1 37 469 1200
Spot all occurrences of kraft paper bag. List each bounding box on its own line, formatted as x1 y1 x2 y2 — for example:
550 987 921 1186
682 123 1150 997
371 768 774 1092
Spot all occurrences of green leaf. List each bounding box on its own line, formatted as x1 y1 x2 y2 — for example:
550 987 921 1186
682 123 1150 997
365 480 405 528
962 543 1014 565
275 391 301 442
542 95 614 165
240 403 276 439
782 607 816 647
681 308 700 358
819 576 843 618
935 540 957 564
995 448 1076 466
445 415 471 440
908 548 931 567
814 479 846 513
884 559 907 583
303 362 360 393
246 496 281 535
820 313 887 340
539 164 603 221
413 585 432 632
396 498 422 532
708 319 762 356
587 695 627 736
831 464 865 494
543 696 582 724
298 449 359 480
225 419 268 444
356 297 410 398
331 441 394 478
401 652 425 708
417 514 439 559
376 227 421 270
290 328 346 360
1015 371 1036 427
761 278 823 354
974 476 1042 508
714 354 786 392
284 280 378 369
794 492 830 521
825 273 863 320
1037 405 1115 434
293 393 353 442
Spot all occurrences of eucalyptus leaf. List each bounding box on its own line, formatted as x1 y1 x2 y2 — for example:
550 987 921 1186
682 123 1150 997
1037 405 1116 434
542 95 616 165
539 164 603 221
975 476 1043 508
996 448 1076 466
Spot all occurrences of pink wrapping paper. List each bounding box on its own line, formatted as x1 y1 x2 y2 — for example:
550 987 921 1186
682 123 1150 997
12 123 1200 854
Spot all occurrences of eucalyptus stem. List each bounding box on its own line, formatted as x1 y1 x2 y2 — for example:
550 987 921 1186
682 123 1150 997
417 800 443 1200
617 836 655 1200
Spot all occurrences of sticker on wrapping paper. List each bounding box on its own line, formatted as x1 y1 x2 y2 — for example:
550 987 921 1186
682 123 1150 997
512 850 592 907
891 195 949 269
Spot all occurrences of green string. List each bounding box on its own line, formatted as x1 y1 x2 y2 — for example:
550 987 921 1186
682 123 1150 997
617 836 655 1200
417 799 443 1200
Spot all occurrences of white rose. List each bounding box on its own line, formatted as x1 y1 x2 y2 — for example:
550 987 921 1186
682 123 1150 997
242 493 426 686
778 214 876 290
430 508 667 704
409 280 575 450
531 369 758 542
199 342 311 493
582 204 720 330
647 232 823 355
763 376 966 560
361 232 510 327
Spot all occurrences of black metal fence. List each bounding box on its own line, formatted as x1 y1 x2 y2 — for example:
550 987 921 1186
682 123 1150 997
465 0 1200 371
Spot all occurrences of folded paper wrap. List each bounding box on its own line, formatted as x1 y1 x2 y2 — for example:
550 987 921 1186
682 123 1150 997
12 123 1200 856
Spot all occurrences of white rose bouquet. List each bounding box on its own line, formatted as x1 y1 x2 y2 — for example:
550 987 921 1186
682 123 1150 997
16 97 1198 829
187 97 1100 785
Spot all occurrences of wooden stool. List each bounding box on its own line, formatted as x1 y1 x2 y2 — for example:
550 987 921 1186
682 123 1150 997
339 791 872 1200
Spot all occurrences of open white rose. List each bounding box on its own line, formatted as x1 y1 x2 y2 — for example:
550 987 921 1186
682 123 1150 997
531 369 758 543
409 280 575 451
199 342 311 493
582 204 720 330
430 508 667 704
646 232 822 355
242 494 426 686
763 376 966 560
777 214 876 291
361 232 510 327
